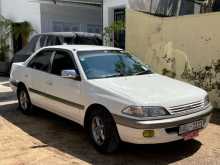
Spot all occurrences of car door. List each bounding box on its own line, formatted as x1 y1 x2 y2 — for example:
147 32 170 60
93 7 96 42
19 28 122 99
45 49 83 123
27 49 55 109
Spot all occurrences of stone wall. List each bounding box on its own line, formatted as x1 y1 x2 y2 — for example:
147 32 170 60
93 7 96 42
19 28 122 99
126 10 220 107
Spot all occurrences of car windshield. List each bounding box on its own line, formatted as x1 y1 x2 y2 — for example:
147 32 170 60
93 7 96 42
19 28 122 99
77 50 152 79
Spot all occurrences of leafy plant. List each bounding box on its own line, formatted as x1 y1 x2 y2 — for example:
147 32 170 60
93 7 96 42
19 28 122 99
0 16 12 62
0 37 10 61
181 59 220 96
12 22 34 46
103 21 125 47
0 15 34 62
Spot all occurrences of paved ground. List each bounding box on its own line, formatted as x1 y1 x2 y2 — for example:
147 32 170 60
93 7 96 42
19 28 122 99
0 76 220 165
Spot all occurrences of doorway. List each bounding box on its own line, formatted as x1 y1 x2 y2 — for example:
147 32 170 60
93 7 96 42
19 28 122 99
114 8 125 49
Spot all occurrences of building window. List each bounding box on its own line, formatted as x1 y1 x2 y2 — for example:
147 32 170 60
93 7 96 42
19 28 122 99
87 24 102 34
52 21 81 32
53 22 63 32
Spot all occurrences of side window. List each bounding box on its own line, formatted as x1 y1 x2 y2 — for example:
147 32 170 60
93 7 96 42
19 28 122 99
35 35 47 51
46 36 55 46
75 36 102 45
28 50 53 72
46 36 62 46
51 50 76 76
63 37 74 44
28 35 40 52
55 37 61 45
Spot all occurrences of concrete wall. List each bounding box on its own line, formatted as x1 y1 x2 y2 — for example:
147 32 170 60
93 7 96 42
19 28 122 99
1 0 41 33
40 3 102 33
126 10 220 107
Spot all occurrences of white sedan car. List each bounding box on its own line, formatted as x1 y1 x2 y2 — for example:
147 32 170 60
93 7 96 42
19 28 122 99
10 45 213 153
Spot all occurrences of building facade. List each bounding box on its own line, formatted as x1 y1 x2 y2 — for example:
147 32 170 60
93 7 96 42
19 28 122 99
103 0 203 29
103 0 204 49
0 0 102 34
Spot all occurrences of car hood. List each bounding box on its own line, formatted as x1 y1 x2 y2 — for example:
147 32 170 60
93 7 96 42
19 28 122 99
89 74 207 107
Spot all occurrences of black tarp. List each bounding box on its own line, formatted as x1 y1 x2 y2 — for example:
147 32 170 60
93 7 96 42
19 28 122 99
129 0 200 17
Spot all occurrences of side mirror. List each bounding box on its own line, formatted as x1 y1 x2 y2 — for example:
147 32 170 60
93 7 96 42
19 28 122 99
61 70 79 80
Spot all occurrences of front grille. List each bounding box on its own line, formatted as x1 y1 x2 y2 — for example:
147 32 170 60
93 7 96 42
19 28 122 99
168 100 205 116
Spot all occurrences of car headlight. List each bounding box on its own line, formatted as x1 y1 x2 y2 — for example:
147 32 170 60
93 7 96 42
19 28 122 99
204 95 210 107
122 106 170 118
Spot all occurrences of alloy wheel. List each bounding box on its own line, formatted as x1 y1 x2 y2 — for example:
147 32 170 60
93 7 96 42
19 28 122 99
91 116 105 146
19 90 28 110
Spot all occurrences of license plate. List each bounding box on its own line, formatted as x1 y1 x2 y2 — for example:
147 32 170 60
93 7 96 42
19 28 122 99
179 120 204 135
182 130 199 141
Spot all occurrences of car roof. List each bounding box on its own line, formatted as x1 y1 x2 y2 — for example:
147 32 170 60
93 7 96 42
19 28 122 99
38 32 102 38
42 45 122 52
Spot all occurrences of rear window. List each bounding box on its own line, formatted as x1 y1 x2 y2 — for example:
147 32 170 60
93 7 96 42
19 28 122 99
46 36 61 46
75 36 102 45
63 36 102 45
63 37 74 45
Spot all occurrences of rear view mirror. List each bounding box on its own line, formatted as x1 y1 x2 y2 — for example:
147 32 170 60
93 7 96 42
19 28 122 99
61 70 79 80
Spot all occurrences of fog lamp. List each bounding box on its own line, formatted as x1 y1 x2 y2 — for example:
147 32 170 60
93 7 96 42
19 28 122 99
143 130 155 138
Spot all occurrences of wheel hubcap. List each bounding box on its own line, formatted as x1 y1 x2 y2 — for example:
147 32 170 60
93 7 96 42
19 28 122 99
19 91 28 110
91 116 105 145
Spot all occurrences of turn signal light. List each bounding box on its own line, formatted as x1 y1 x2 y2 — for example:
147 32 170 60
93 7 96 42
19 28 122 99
143 130 155 138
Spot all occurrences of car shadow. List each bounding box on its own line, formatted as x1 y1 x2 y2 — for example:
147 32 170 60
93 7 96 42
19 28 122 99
0 102 202 165
210 109 220 125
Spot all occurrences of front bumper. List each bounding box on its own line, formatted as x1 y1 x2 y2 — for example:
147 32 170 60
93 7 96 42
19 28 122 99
114 105 213 144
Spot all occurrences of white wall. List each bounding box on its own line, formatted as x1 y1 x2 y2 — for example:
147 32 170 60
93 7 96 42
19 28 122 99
0 0 2 15
103 0 129 28
40 3 102 33
1 0 41 33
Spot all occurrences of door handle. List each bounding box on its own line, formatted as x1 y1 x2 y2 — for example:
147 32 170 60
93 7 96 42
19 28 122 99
24 74 29 78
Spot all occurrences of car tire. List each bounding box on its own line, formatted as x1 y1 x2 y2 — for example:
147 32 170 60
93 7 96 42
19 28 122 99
87 109 120 153
17 86 33 114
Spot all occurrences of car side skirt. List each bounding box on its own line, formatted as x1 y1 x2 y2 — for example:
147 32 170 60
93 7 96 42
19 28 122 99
29 88 85 110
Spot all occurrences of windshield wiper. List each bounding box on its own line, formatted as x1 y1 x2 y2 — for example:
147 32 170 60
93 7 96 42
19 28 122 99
135 70 152 75
104 73 124 78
